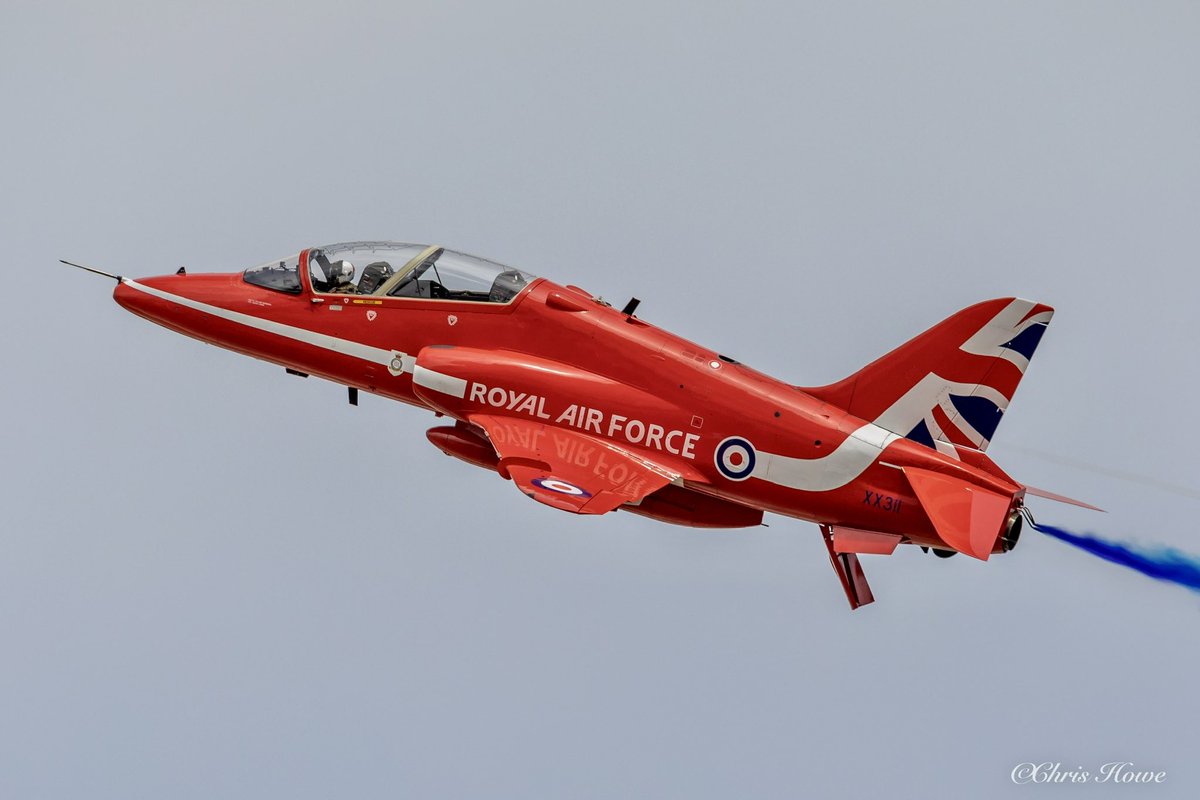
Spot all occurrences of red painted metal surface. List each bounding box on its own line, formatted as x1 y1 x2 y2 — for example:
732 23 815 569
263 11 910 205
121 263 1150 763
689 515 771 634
101 241 1069 608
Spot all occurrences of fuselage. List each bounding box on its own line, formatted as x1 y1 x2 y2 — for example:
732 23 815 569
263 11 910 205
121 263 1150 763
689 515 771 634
112 245 1023 553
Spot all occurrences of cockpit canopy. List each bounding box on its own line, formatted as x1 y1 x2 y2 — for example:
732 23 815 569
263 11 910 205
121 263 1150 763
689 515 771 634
244 241 536 303
243 252 303 293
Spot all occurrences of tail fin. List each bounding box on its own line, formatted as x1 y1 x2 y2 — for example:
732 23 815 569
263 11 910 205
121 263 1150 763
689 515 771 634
802 298 1053 453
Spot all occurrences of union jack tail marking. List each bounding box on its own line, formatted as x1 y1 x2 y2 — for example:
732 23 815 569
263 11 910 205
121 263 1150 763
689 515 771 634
802 298 1054 454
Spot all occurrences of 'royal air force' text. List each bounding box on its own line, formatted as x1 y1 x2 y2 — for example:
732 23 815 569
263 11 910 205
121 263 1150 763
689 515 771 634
468 382 700 459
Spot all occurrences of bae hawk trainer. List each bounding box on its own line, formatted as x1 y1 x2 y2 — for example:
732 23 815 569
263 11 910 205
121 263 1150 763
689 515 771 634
65 242 1097 608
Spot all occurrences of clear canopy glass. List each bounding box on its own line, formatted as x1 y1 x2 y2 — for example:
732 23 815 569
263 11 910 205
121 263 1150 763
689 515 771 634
308 241 536 303
243 252 302 293
243 241 537 302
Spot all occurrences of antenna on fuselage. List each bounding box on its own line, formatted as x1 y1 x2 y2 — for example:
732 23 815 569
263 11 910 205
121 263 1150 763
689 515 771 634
621 297 640 316
60 259 124 283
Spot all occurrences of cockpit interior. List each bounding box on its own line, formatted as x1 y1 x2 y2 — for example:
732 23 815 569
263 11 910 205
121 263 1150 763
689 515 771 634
244 241 535 304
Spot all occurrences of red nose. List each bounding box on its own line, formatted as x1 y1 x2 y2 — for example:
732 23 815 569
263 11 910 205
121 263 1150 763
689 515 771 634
112 279 142 314
111 272 251 344
111 274 205 333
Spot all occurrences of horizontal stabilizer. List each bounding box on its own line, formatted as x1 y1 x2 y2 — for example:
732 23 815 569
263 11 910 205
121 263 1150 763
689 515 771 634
904 467 1011 560
1023 484 1105 512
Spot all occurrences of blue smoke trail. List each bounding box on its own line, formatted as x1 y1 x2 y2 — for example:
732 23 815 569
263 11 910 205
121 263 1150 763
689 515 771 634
1030 520 1200 594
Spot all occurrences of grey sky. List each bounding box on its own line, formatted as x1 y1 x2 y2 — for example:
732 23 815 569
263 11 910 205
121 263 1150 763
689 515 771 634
3 1 1199 797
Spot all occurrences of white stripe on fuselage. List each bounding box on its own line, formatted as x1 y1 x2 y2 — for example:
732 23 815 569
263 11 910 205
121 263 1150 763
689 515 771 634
123 279 413 372
751 422 902 493
412 365 468 399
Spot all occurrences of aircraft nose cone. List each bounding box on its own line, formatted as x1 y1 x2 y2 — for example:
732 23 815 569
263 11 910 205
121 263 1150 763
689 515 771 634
111 272 237 338
112 275 178 324
112 279 139 311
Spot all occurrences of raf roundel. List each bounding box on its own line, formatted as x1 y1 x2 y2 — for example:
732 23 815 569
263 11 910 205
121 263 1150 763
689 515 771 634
715 436 757 481
531 477 593 498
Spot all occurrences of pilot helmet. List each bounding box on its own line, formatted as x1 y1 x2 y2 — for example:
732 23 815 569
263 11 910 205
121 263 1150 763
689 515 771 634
331 260 355 285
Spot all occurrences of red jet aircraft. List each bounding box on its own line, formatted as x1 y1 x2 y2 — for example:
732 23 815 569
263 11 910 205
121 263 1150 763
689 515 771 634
65 241 1096 608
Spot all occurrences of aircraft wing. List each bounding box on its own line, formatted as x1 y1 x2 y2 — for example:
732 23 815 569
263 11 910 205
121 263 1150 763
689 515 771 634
468 414 681 514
